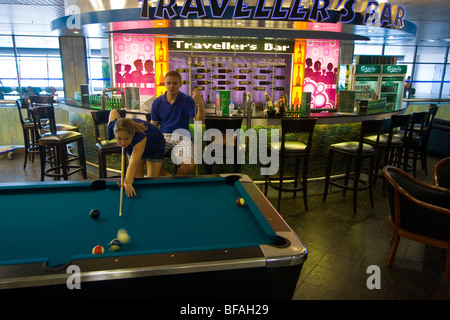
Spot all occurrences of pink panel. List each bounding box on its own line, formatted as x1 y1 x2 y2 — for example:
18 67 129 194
304 41 340 109
113 34 155 96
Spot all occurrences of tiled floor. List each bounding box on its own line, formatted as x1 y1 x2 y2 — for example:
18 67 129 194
0 150 448 300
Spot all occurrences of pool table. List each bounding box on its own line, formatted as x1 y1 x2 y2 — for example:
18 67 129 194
0 174 307 299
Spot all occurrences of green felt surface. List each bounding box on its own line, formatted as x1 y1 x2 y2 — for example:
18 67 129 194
0 177 278 267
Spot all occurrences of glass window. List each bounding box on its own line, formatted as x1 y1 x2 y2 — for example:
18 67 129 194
416 46 447 63
87 37 110 93
411 63 444 99
442 64 450 99
384 45 416 63
354 44 383 56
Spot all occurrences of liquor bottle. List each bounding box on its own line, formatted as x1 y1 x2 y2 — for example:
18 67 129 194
196 80 211 85
192 74 205 79
159 64 165 86
264 91 273 108
212 86 226 90
239 69 252 73
296 44 302 64
257 64 267 68
293 91 300 106
273 87 286 91
233 75 246 79
273 75 286 79
182 80 189 84
217 80 231 85
295 65 301 86
194 86 205 91
238 81 252 85
191 63 205 67
218 69 232 73
237 103 242 116
254 75 266 79
232 87 246 91
158 41 164 61
253 87 265 91
176 68 189 73
196 69 210 73
259 81 271 85
212 63 225 68
213 75 226 79
259 70 272 74
229 101 235 116
275 64 287 68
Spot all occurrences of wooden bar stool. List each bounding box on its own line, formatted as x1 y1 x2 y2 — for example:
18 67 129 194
91 110 126 178
31 105 87 181
264 118 317 212
204 118 244 174
364 114 411 192
15 98 39 169
323 119 383 214
397 112 428 177
30 95 79 133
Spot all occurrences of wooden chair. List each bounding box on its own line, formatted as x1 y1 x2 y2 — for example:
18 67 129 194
91 110 126 178
383 165 450 284
323 119 384 214
264 118 317 211
433 156 450 189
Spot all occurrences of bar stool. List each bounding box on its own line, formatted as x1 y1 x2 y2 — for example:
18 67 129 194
323 119 384 214
91 110 126 178
31 105 87 181
397 112 428 177
15 98 39 169
204 118 244 174
364 114 411 187
264 118 317 211
415 105 439 175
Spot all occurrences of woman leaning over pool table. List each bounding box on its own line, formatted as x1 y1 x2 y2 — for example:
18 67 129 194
108 109 166 197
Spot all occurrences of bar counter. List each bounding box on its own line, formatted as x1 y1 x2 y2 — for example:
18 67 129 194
54 99 409 180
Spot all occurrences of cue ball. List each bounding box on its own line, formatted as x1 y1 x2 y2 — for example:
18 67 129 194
90 209 100 219
117 228 130 244
92 245 105 254
236 198 245 206
109 239 121 252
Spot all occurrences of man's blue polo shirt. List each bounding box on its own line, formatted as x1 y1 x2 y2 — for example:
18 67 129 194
150 91 195 137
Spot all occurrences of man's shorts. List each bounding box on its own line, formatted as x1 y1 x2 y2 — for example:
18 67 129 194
163 132 194 165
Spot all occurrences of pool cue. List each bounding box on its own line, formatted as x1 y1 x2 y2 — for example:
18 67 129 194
119 147 125 216
194 102 198 176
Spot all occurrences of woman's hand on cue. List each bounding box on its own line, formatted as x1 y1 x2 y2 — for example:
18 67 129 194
117 181 137 197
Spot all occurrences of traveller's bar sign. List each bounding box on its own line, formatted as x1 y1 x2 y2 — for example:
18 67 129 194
140 0 406 28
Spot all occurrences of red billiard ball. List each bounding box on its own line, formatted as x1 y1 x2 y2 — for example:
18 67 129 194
92 245 104 254
236 198 245 207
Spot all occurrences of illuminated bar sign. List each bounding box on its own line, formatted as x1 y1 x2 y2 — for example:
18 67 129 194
169 38 294 53
140 0 406 28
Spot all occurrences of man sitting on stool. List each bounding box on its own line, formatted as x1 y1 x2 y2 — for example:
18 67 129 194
150 70 205 176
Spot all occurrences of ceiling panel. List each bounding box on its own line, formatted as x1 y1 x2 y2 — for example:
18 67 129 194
0 0 448 46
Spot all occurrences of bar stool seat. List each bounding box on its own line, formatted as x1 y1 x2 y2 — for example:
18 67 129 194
323 119 384 214
31 106 87 181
